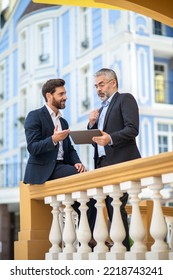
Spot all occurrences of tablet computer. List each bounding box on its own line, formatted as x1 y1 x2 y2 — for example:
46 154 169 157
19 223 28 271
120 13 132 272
69 129 102 144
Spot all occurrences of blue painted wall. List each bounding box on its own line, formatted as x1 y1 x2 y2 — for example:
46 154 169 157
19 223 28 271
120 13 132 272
13 50 18 97
12 0 31 43
13 103 18 149
93 55 102 108
62 73 71 123
92 9 102 49
0 29 9 54
62 11 70 67
108 10 121 24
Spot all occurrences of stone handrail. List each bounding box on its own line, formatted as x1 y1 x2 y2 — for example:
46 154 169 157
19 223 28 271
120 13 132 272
14 151 173 260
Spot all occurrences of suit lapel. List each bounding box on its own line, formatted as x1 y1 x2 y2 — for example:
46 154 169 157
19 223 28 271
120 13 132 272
42 106 55 132
103 92 119 129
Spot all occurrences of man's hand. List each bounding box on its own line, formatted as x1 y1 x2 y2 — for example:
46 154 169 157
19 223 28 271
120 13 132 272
92 131 111 146
74 163 87 173
89 109 99 127
52 124 70 144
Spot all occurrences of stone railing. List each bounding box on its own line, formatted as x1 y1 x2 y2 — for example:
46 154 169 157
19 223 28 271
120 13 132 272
14 151 173 260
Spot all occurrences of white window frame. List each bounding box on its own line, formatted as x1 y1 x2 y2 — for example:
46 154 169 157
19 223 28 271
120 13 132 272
0 162 5 187
18 88 27 128
78 64 92 115
0 62 5 101
36 82 45 108
0 112 5 149
19 29 27 73
78 7 92 54
35 20 53 68
155 119 173 154
154 62 168 104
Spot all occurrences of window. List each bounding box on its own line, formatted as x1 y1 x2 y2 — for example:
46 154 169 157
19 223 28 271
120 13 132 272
154 63 170 104
37 83 44 108
38 23 50 64
0 113 4 149
20 31 27 71
80 65 91 114
153 20 164 35
0 163 4 188
79 145 94 171
79 8 91 52
0 63 5 101
18 89 27 126
20 146 27 180
157 123 173 153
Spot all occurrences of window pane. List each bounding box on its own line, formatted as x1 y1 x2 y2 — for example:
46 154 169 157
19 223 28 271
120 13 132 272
157 123 168 131
158 135 168 153
153 20 162 35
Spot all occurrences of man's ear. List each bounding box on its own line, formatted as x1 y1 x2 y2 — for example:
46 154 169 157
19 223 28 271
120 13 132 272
46 92 51 101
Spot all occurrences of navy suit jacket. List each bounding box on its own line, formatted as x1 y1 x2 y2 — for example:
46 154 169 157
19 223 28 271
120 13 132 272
88 92 141 167
24 106 81 184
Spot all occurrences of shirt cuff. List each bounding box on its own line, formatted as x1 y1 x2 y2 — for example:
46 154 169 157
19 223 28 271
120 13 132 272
108 135 113 146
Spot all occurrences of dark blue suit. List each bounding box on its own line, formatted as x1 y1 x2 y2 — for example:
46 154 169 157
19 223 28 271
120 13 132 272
24 105 81 184
91 92 141 166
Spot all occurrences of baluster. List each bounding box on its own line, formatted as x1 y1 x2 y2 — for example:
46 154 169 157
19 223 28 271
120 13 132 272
103 185 126 260
141 176 169 259
59 205 65 249
72 210 79 250
165 216 173 260
162 172 173 260
87 188 109 260
72 191 92 260
44 196 62 260
57 194 76 260
121 181 147 260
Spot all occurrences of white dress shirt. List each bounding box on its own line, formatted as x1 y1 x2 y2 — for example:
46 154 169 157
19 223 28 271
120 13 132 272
45 104 64 160
97 93 115 157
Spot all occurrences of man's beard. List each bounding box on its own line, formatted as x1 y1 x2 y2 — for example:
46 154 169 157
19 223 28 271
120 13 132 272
52 98 66 109
98 92 109 102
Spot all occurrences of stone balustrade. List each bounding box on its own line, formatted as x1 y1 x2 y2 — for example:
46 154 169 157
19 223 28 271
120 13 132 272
14 151 173 260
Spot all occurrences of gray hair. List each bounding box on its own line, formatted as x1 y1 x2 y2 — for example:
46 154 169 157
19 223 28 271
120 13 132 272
94 68 118 88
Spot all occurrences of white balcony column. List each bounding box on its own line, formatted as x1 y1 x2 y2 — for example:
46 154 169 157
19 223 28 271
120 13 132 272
165 216 173 260
59 205 65 249
141 176 169 260
72 191 92 260
44 196 62 260
87 188 109 260
162 173 173 260
57 194 77 260
121 181 147 260
103 185 126 260
162 172 173 185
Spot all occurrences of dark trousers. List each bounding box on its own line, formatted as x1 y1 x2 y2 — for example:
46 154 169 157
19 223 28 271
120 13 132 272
90 156 130 251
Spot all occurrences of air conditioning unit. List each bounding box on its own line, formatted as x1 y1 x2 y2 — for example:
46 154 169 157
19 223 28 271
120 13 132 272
39 53 49 62
170 58 173 69
81 38 89 49
18 116 25 124
21 62 26 70
82 98 90 109
0 92 4 99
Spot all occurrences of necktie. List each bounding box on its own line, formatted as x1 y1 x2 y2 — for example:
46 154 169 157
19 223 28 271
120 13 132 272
101 100 109 108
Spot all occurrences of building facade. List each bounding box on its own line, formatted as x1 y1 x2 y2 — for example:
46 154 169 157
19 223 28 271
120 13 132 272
0 0 173 259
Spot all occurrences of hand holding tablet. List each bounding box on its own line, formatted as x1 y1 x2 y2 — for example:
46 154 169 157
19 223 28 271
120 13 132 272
69 129 102 144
